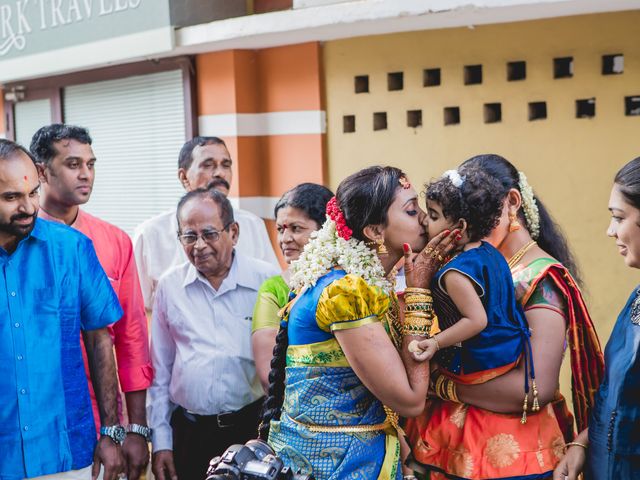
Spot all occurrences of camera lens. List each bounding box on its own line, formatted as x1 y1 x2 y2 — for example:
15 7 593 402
244 439 276 460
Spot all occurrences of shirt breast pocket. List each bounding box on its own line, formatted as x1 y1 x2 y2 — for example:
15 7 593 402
227 314 254 361
32 287 64 339
33 287 60 315
166 304 189 335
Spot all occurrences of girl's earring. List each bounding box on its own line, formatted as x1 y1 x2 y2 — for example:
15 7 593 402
377 238 389 257
509 212 521 233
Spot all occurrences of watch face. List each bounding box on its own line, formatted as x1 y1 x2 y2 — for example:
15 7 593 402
114 425 127 443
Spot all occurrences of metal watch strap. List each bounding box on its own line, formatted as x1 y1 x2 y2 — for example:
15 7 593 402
99 425 126 444
126 423 152 441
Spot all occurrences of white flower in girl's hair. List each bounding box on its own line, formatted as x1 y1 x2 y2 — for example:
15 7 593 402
443 170 464 188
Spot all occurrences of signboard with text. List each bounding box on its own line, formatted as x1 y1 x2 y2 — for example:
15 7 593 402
0 0 172 82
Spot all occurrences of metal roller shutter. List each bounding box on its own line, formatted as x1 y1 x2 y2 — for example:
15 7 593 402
15 99 52 148
64 70 186 235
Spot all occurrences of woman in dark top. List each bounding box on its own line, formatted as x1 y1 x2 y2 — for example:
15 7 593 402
554 157 640 480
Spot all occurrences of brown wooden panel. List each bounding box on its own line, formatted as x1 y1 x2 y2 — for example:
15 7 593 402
254 0 292 13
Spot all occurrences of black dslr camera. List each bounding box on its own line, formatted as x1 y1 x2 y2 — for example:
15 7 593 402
205 439 314 480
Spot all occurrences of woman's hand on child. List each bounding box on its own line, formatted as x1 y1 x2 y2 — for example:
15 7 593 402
404 229 460 288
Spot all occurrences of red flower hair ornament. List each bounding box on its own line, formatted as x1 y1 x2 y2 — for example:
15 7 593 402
326 196 353 241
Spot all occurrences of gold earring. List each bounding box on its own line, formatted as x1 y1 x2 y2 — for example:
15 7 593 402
509 212 521 233
377 238 389 256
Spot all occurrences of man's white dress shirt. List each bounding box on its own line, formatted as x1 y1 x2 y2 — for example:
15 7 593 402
134 207 279 310
147 252 279 452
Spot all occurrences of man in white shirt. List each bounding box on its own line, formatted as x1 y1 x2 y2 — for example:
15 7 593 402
148 188 279 480
133 136 278 310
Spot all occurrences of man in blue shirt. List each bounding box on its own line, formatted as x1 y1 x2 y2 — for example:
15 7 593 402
0 139 125 480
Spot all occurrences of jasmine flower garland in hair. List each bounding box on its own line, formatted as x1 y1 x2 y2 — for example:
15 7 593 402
517 171 540 239
289 218 391 292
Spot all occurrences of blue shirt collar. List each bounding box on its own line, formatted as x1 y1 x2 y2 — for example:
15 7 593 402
1 218 47 256
29 217 48 241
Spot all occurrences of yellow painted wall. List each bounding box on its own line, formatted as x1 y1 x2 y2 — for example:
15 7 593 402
324 10 640 397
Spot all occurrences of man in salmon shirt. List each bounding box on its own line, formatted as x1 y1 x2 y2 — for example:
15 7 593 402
31 124 153 480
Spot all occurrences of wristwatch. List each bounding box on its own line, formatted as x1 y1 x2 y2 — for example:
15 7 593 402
99 425 126 445
126 423 152 442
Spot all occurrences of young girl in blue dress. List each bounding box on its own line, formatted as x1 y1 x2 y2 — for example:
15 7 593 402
411 167 537 414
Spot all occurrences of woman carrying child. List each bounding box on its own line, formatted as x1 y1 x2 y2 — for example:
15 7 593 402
406 156 604 480
259 166 458 479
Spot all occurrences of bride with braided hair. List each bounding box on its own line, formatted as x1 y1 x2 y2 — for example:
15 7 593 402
258 166 458 479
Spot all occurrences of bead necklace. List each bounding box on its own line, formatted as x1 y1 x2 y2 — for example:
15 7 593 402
507 240 537 269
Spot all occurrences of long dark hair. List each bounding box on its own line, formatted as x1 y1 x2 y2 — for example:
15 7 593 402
274 183 334 228
460 154 582 284
614 157 640 210
258 166 405 440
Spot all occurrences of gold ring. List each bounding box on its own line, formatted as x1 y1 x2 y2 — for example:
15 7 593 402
437 254 445 262
425 247 434 255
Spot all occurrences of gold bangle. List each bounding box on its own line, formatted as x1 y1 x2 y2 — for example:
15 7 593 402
402 323 431 337
405 287 431 295
404 308 433 316
402 326 431 337
434 374 447 397
565 441 588 451
403 312 432 320
404 304 433 312
405 291 432 299
405 304 433 311
446 379 460 403
403 315 433 324
404 293 433 302
405 300 432 306
403 316 433 327
435 376 460 403
432 334 440 352
403 318 433 327
403 319 432 327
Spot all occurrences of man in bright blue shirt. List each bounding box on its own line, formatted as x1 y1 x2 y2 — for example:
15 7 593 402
0 139 125 480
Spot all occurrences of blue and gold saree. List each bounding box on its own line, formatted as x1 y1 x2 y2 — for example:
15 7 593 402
268 269 402 480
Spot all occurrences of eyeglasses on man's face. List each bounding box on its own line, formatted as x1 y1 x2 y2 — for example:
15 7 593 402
177 222 233 246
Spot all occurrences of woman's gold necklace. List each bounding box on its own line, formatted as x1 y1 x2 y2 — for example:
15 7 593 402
507 240 537 269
